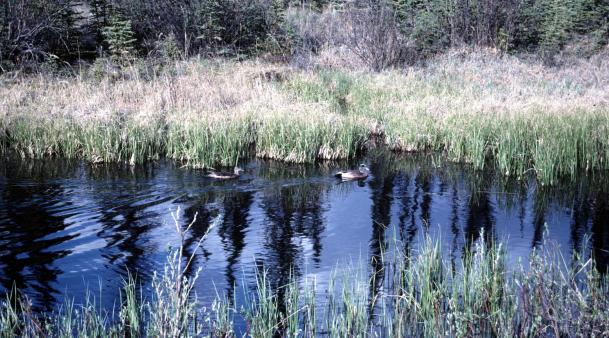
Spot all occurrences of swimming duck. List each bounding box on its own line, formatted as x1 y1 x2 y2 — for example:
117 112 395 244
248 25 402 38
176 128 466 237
334 164 370 180
207 167 244 180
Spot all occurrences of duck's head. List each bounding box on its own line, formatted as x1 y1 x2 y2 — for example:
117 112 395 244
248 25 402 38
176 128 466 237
359 164 369 173
234 166 245 175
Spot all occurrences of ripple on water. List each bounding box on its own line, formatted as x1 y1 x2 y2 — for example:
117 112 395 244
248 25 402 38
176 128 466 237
0 157 608 312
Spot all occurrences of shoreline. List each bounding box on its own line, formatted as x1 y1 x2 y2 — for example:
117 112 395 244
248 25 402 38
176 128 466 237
1 49 608 185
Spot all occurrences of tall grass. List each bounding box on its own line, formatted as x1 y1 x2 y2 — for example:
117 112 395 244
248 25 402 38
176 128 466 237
1 225 608 337
166 116 254 168
284 49 609 184
1 49 608 183
255 113 366 162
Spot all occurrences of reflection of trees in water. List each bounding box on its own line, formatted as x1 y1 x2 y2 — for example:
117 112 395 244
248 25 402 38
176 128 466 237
531 184 550 248
592 192 609 273
0 158 80 180
396 172 415 253
106 209 146 268
367 157 395 318
463 170 496 250
251 182 327 330
528 176 609 271
217 191 253 297
182 190 254 296
370 150 439 249
181 192 216 279
87 164 166 283
4 153 609 321
417 170 433 231
259 183 327 291
449 186 461 272
254 160 329 181
517 183 528 237
395 170 430 255
570 194 591 256
0 182 75 312
394 161 445 254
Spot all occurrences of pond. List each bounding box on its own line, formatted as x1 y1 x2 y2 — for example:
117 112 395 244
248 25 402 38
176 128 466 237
0 151 608 314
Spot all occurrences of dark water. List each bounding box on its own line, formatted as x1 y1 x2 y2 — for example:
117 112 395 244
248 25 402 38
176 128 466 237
1 152 608 313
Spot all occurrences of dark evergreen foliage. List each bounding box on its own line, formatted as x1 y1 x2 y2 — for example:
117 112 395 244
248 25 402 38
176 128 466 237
0 0 607 71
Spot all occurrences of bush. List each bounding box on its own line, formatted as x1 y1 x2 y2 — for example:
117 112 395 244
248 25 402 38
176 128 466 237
1 0 609 71
156 33 182 61
87 57 121 81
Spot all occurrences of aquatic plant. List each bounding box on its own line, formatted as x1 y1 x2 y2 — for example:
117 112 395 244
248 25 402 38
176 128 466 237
1 226 609 337
1 49 609 184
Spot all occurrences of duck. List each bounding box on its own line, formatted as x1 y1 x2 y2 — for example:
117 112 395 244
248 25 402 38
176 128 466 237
334 164 370 180
207 167 244 180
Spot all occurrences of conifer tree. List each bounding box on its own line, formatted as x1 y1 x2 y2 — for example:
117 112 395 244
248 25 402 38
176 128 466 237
102 10 136 63
90 0 109 45
196 0 225 53
266 0 290 55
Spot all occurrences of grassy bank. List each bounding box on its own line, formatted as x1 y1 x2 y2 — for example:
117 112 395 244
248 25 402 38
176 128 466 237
1 49 609 183
1 232 608 337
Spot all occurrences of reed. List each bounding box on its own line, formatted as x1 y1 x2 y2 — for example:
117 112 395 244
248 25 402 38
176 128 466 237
1 48 608 184
255 112 366 162
1 230 608 337
166 116 254 168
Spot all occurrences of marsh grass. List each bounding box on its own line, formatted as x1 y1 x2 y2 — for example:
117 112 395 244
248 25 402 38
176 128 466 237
2 226 609 337
255 113 366 162
1 49 609 184
166 116 254 168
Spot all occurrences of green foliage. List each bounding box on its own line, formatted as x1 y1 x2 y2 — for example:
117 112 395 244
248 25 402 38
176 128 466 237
410 1 451 56
1 0 608 68
511 0 609 56
539 0 584 57
156 32 181 61
109 0 291 57
264 0 292 56
1 234 609 336
102 11 137 63
379 0 609 60
90 0 110 45
193 0 225 53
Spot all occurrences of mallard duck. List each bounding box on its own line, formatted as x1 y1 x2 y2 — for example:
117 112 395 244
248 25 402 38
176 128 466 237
334 164 370 180
207 167 244 180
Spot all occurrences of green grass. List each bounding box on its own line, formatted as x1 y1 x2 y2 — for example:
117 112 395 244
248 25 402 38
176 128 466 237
255 113 366 162
166 116 254 168
1 50 608 184
1 230 608 337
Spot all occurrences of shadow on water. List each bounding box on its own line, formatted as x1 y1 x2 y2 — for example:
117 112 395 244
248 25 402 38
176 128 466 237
464 170 496 250
366 153 395 318
592 191 609 274
0 152 609 312
0 160 81 312
256 175 327 307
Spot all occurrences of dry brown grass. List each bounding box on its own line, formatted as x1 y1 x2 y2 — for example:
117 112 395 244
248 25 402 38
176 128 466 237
1 48 608 182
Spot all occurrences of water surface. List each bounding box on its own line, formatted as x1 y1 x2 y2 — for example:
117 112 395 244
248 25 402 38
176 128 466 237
1 152 608 313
